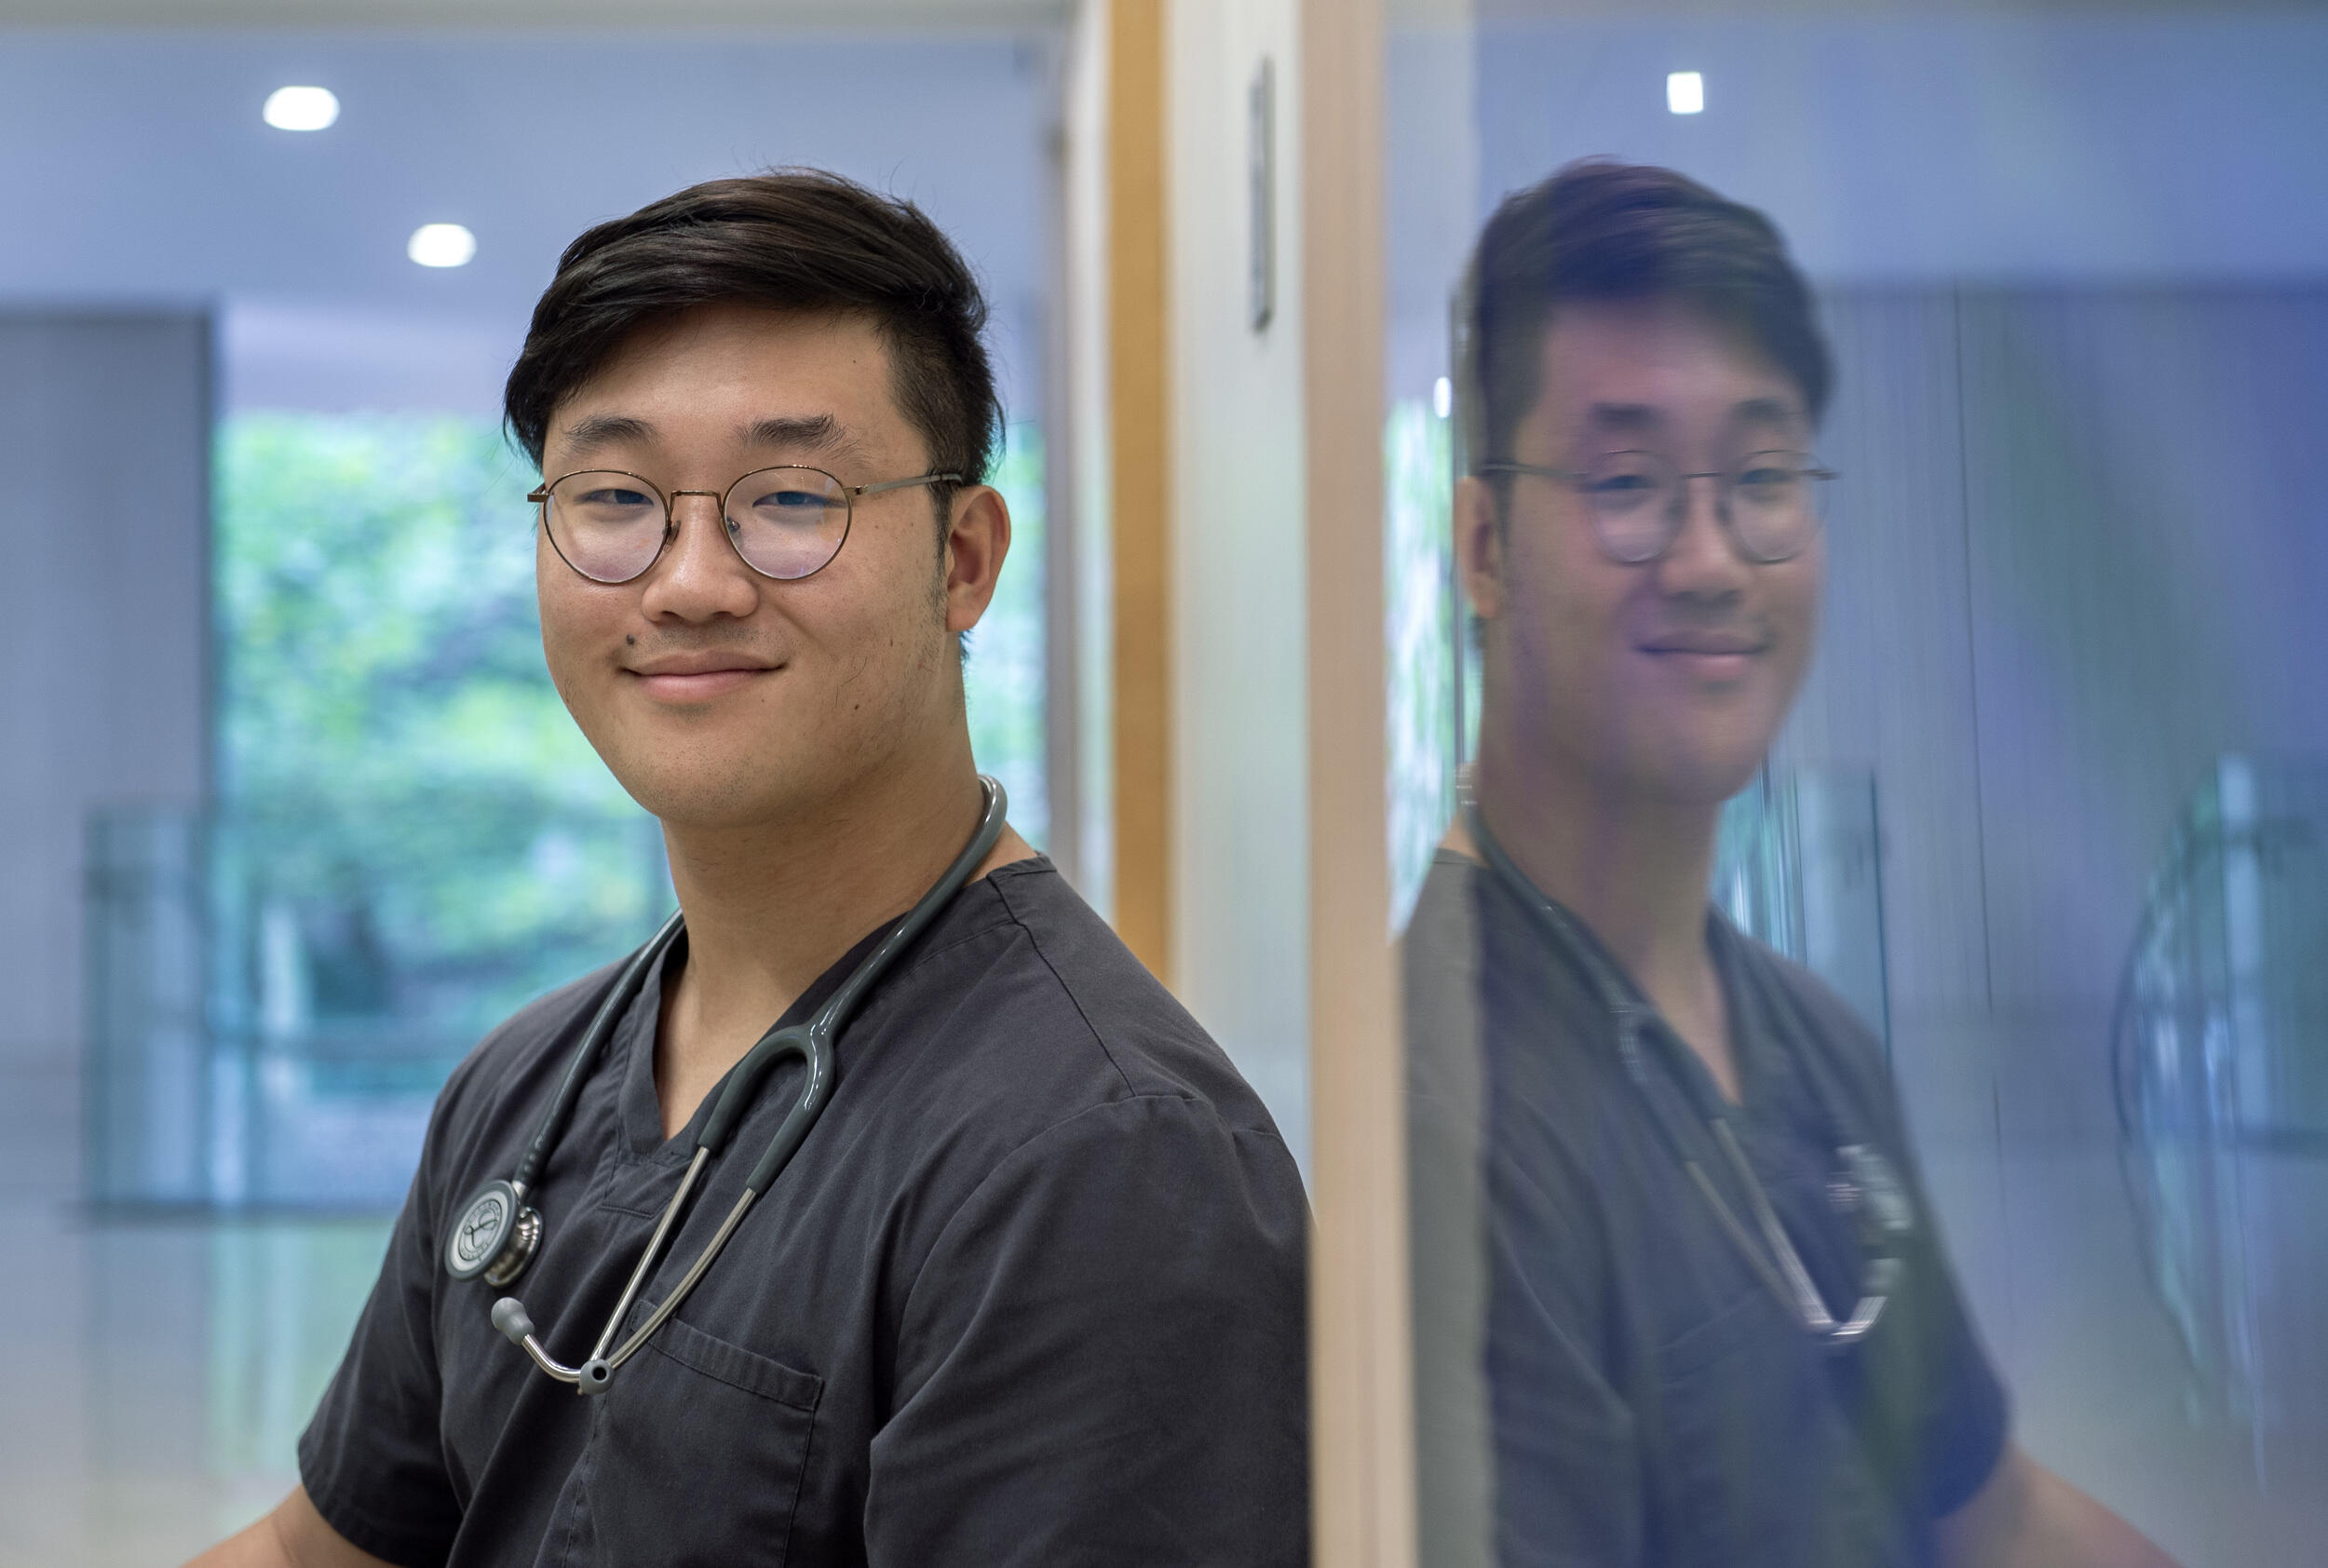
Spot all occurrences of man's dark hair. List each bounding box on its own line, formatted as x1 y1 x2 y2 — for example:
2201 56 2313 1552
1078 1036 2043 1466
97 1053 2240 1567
1458 159 1831 476
505 169 1000 519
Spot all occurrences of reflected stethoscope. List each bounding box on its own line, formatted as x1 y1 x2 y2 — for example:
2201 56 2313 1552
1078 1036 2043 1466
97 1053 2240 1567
1468 804 1912 1350
443 777 1008 1395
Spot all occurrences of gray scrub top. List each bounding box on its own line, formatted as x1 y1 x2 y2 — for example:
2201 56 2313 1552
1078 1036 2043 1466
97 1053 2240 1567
300 857 1310 1568
1405 850 2006 1568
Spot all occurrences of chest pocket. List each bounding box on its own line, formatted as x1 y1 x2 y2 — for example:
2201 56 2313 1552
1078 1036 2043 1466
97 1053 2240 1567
548 1314 823 1568
1645 1279 1902 1567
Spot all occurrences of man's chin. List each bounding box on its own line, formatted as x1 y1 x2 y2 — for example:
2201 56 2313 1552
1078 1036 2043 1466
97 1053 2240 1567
1622 744 1773 811
604 757 819 835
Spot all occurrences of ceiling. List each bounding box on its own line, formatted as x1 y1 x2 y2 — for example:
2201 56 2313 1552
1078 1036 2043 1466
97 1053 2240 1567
0 0 1066 27
0 29 1059 415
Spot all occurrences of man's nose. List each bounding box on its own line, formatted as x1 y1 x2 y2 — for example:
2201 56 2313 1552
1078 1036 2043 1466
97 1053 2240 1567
1655 473 1753 594
640 492 759 619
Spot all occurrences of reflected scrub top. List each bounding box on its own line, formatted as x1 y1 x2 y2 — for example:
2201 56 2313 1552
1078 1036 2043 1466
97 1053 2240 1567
1404 852 2007 1568
299 858 1309 1568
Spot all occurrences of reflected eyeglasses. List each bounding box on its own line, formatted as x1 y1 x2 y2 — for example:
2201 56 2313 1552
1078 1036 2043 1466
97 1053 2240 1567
1478 449 1835 565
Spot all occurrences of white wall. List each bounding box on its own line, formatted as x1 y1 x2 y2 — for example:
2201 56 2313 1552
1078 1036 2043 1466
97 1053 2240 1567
1167 0 1311 1170
0 313 211 1085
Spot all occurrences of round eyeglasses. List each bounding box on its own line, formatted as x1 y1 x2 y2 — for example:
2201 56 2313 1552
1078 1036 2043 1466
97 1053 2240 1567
1478 449 1834 565
531 466 961 586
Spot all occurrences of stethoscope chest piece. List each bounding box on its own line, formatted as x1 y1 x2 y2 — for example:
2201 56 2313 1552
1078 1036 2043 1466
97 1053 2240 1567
447 1178 543 1288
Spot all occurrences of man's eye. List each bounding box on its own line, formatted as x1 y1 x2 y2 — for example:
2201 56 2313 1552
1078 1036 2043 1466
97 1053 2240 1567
745 489 840 520
577 488 654 508
1739 466 1799 491
1590 473 1658 494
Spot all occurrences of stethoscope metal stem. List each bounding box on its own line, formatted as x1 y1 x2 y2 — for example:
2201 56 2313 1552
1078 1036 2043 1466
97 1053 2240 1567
597 1187 760 1375
587 1146 712 1365
489 1185 762 1393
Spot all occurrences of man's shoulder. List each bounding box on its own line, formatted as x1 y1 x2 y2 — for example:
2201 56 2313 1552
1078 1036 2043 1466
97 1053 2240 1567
969 858 1283 1138
1720 922 1903 1125
866 859 1306 1269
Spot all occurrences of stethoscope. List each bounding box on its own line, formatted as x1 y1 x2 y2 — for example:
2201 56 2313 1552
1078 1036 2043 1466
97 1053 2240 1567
443 777 1008 1394
1467 804 1910 1350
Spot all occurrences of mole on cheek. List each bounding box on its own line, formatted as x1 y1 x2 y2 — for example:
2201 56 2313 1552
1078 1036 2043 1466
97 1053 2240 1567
625 635 637 646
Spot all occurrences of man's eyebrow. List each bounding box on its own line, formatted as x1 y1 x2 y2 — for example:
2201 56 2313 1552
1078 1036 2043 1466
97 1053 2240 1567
560 413 656 456
742 413 862 461
1585 402 1664 434
1729 396 1804 429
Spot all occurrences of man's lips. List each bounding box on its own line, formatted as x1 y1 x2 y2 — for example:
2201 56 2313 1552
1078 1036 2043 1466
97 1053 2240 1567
624 654 780 702
1635 635 1769 680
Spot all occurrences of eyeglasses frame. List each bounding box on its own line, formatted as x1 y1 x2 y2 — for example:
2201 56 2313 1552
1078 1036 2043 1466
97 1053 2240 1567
530 465 965 586
1476 449 1837 566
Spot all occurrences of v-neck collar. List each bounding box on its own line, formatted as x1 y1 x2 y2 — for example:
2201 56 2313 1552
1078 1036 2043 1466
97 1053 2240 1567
1464 836 1768 1124
605 874 1020 1161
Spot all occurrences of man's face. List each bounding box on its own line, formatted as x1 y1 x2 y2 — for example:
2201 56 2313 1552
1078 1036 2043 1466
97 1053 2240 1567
536 304 993 830
1463 299 1823 806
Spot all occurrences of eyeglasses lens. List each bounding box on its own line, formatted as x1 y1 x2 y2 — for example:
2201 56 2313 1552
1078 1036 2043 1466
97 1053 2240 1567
724 466 851 581
1580 451 1823 564
1582 452 1677 563
1729 453 1823 561
543 472 669 584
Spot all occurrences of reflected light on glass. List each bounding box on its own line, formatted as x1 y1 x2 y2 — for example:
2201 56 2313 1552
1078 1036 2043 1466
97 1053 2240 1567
1666 71 1704 115
1433 376 1454 419
408 223 478 268
263 86 340 131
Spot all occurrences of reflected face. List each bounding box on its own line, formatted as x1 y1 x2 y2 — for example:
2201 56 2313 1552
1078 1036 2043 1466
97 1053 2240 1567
535 304 960 830
1467 299 1823 805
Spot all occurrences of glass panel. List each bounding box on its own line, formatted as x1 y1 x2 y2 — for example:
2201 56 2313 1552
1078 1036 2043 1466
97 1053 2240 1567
1395 7 2328 1563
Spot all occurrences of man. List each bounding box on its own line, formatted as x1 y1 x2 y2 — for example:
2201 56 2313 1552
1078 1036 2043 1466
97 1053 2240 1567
192 170 1307 1567
1404 161 2178 1567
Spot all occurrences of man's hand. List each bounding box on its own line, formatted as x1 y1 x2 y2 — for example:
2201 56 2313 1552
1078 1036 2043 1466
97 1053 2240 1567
1939 1445 2182 1568
184 1486 397 1568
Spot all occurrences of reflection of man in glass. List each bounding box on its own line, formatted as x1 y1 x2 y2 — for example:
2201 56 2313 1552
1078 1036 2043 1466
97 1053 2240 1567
1405 161 2177 1568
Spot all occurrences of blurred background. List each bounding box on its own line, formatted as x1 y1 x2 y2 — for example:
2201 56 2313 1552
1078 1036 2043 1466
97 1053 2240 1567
1 1 2321 1564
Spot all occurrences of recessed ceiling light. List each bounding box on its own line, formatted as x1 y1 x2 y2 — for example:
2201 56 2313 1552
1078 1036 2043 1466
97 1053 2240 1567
1667 72 1704 115
263 86 339 131
1433 376 1453 420
408 223 478 268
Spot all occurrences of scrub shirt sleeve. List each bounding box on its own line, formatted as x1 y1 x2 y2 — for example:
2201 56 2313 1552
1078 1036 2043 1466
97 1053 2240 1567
1888 1123 2010 1520
295 1076 470 1567
1788 965 2010 1522
867 1092 1310 1568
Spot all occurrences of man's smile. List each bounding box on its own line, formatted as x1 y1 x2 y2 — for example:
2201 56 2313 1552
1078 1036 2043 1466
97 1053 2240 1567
624 647 783 703
1634 628 1772 683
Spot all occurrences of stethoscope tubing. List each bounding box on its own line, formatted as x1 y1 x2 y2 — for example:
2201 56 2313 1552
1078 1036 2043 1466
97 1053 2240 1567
512 911 687 1201
1465 804 1892 1346
483 777 1009 1393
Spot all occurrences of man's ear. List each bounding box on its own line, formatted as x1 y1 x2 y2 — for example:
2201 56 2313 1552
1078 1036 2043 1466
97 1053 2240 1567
1455 474 1506 624
941 485 1011 633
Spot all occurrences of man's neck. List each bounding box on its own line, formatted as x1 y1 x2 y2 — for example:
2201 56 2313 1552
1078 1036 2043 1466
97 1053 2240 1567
1469 735 1740 1102
653 738 1030 1137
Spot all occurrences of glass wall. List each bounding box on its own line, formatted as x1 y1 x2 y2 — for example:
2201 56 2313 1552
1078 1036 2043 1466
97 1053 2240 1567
1393 7 2328 1565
